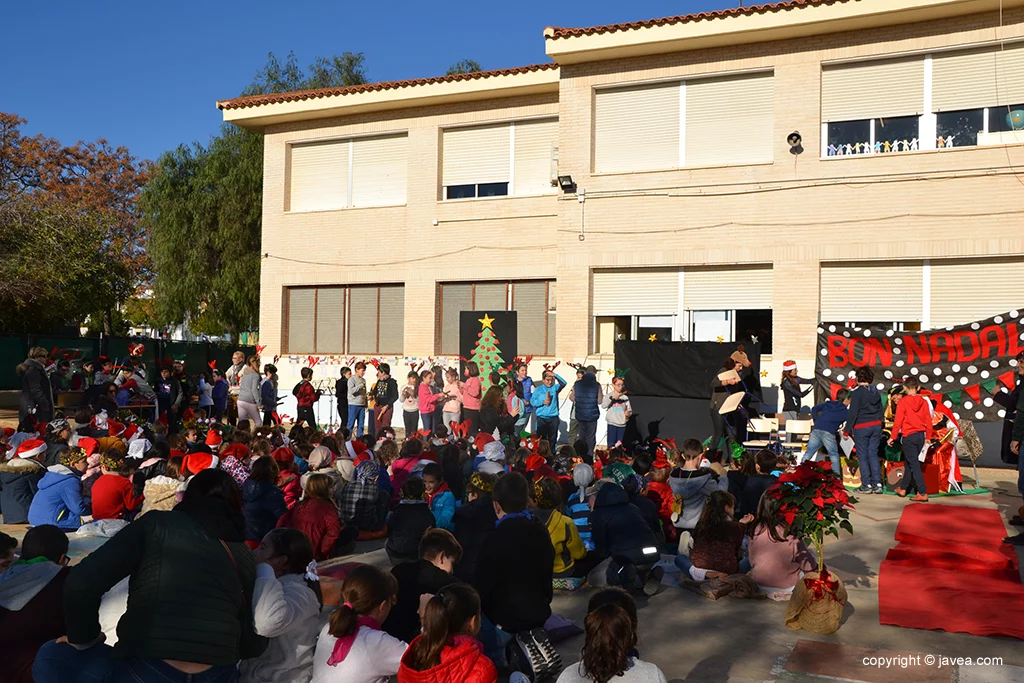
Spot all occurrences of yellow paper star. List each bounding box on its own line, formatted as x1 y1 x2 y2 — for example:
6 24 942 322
716 336 724 343
478 314 495 330
648 334 658 342
760 370 768 378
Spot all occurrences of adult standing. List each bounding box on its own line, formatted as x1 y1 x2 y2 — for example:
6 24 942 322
18 347 54 432
372 363 400 435
531 369 567 447
225 351 246 426
32 469 267 682
570 366 603 460
347 362 368 437
709 357 747 459
780 360 813 420
844 367 885 495
237 356 264 428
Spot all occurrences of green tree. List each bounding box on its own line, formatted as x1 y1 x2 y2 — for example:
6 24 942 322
143 52 367 343
446 59 482 75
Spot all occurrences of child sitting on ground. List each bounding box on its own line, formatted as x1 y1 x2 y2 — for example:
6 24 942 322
278 474 358 561
533 477 590 580
386 477 436 564
384 529 463 644
422 462 455 532
90 451 143 521
311 565 406 683
398 583 497 683
241 528 322 683
746 492 816 599
273 447 302 509
139 455 184 516
674 490 753 582
741 450 780 519
669 438 729 553
243 457 288 550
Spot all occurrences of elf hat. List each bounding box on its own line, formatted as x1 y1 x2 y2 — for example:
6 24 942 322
15 439 46 460
182 452 219 477
206 430 223 449
77 437 100 457
782 360 798 373
107 420 126 438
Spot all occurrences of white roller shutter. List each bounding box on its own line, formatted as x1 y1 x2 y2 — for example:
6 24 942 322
377 286 405 355
288 141 348 211
286 288 315 353
930 257 1024 327
513 119 558 196
683 266 773 310
821 56 924 122
933 44 1024 112
474 282 508 311
439 284 473 355
593 269 678 316
351 134 408 207
512 281 548 356
315 288 345 354
443 125 510 186
594 83 680 173
820 262 923 322
686 72 774 166
347 286 378 354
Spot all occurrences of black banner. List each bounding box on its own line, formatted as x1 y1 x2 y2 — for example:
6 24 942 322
815 311 1023 423
614 340 763 401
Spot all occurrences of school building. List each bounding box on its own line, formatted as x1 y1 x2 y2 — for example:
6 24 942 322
219 0 1024 402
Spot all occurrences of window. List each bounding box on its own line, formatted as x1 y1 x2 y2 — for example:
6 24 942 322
593 72 774 173
688 310 773 353
437 280 555 355
442 119 557 200
287 134 408 211
819 262 923 325
936 108 985 149
283 285 404 354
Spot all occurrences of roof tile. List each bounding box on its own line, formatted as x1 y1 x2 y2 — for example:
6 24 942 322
545 0 850 40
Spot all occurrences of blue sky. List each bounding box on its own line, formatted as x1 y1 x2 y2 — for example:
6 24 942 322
3 1 734 162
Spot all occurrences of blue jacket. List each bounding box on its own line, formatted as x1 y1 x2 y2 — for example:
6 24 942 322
521 377 534 413
530 374 566 419
212 379 229 411
27 464 89 530
260 378 277 410
0 457 45 524
429 489 456 531
572 373 601 422
811 400 850 434
845 384 884 432
241 478 287 543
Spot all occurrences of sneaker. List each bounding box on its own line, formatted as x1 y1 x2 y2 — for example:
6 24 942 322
530 628 561 679
515 631 548 681
1004 533 1024 546
643 565 665 596
617 563 639 593
510 673 532 683
857 484 872 493
873 484 884 494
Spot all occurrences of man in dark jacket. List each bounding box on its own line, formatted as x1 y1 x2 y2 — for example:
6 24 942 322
844 367 885 494
589 480 663 596
473 472 556 674
18 348 54 432
0 525 70 683
570 366 603 460
33 470 266 681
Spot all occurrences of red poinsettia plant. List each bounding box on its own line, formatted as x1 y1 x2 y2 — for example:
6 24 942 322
767 461 857 577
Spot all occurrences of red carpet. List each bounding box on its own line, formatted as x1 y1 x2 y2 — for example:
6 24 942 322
878 503 1024 640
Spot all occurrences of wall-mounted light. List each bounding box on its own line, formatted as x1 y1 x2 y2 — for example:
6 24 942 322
787 131 804 155
557 175 577 193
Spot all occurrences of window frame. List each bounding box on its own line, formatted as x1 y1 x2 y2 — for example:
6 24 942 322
282 284 404 355
436 280 556 356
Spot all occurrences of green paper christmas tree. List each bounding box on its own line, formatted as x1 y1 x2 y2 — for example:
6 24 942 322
471 314 505 391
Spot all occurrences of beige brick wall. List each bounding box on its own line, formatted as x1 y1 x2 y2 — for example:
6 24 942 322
259 6 1024 392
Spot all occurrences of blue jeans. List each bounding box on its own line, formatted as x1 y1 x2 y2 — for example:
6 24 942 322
537 415 559 445
477 614 513 668
853 424 883 487
420 411 435 433
578 420 597 459
674 553 751 579
607 424 625 447
805 429 841 474
348 405 366 436
899 432 927 495
33 641 237 683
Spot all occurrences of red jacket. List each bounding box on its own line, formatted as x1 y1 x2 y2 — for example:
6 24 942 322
294 380 319 408
91 474 144 520
646 480 675 523
892 394 934 440
278 473 302 510
277 498 342 561
398 636 497 683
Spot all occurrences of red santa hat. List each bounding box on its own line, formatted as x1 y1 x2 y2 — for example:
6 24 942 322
2 427 14 439
182 451 219 477
782 360 798 373
15 439 46 460
474 432 495 454
77 437 100 457
107 420 126 438
122 423 141 443
220 443 249 461
345 440 371 463
272 446 295 466
91 411 109 430
206 430 223 449
525 454 546 472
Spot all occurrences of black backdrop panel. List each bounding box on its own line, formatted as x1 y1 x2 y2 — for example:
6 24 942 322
614 340 763 401
459 311 517 371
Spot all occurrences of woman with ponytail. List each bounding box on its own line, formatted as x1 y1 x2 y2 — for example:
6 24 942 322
398 583 496 683
556 595 666 683
311 565 405 683
241 528 323 683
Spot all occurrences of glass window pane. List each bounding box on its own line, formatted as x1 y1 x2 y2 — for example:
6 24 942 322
478 182 509 197
827 120 870 156
691 310 731 342
446 184 475 200
875 115 919 153
989 104 1024 133
936 109 983 149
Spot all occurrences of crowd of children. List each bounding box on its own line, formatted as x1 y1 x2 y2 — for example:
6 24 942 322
9 347 986 683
